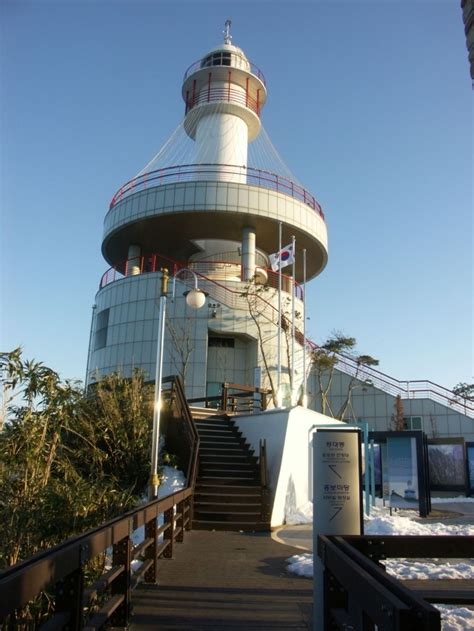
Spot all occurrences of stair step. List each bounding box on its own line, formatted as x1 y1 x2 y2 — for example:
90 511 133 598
195 484 261 494
192 520 270 532
194 501 261 512
199 468 257 476
200 455 257 464
200 461 256 469
197 476 260 485
200 446 253 455
194 510 262 522
197 429 240 437
195 418 232 425
199 434 241 441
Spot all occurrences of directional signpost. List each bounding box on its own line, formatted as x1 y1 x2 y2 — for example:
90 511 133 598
313 428 363 631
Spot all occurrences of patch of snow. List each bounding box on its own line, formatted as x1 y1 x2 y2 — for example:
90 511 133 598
286 553 313 578
132 466 186 547
436 606 474 631
285 501 313 525
431 497 474 504
385 561 474 581
158 466 186 498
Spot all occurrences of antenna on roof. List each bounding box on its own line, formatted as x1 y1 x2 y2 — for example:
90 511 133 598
223 19 232 45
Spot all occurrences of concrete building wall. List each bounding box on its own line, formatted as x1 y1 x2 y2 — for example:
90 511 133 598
86 271 305 403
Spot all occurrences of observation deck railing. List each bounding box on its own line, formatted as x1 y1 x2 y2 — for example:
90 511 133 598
108 163 324 218
183 54 266 85
185 86 261 116
99 252 304 301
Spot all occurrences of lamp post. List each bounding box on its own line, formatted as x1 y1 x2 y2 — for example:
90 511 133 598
149 267 206 500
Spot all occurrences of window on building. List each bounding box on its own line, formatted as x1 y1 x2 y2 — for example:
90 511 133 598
208 336 235 348
404 416 423 430
94 308 110 350
201 52 232 68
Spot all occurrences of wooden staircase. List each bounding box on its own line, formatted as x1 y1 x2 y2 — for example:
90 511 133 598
190 407 270 532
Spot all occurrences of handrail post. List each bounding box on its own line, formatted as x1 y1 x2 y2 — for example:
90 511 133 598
110 526 132 626
163 507 175 559
54 565 85 630
176 500 185 543
144 509 158 583
221 382 229 411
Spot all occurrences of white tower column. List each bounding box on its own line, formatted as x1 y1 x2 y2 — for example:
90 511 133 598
194 110 248 183
242 227 256 281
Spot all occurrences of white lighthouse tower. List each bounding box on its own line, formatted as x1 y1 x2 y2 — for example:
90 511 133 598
86 23 328 406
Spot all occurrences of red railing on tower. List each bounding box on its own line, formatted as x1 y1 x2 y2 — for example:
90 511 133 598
108 163 325 220
183 55 266 86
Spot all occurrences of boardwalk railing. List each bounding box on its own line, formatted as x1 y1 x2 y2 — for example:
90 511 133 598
0 375 199 630
318 534 474 630
0 490 193 629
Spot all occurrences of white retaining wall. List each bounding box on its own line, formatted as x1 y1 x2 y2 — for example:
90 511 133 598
233 407 343 527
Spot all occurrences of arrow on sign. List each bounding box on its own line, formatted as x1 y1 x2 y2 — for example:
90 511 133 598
328 465 342 479
329 507 343 521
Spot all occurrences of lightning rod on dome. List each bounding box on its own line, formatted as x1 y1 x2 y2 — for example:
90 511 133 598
223 19 232 44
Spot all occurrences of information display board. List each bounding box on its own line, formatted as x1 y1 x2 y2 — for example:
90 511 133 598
467 442 474 496
313 429 363 535
386 436 420 510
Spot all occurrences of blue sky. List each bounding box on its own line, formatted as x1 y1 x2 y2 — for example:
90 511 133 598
1 0 472 389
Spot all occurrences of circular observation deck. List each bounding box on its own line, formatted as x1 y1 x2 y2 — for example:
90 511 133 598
102 164 328 283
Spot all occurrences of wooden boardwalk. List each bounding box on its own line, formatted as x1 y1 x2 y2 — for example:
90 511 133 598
130 530 313 630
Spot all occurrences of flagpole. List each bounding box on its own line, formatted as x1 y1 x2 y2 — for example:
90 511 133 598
291 234 296 405
277 221 282 407
303 248 307 407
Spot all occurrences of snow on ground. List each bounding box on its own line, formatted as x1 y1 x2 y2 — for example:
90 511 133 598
285 498 474 630
431 497 474 504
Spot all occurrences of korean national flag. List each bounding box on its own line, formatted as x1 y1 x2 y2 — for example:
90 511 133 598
269 243 295 272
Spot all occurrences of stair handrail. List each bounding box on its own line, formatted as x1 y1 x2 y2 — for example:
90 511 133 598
259 438 268 489
161 375 200 491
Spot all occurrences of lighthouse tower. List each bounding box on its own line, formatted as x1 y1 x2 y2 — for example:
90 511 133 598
86 23 328 405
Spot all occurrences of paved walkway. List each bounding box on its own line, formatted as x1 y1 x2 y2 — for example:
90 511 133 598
274 501 474 552
131 530 313 630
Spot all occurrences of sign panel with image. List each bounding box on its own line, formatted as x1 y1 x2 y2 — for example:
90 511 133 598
386 436 419 510
428 442 465 490
466 443 474 495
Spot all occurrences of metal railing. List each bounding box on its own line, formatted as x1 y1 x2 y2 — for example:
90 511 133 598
329 352 474 418
99 252 304 301
183 54 266 85
185 86 261 116
108 163 324 217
